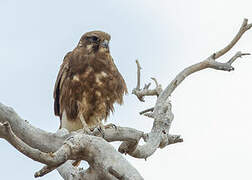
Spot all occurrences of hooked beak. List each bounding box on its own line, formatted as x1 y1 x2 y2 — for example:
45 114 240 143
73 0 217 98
100 40 109 49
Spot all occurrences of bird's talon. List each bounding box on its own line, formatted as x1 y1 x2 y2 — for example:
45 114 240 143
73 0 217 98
104 123 117 130
97 127 105 138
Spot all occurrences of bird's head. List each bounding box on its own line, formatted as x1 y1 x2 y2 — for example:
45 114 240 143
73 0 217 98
78 31 111 53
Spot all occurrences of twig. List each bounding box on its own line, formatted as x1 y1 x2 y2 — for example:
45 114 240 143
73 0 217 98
214 18 252 59
143 113 154 118
35 165 58 178
227 51 250 65
139 107 154 115
136 59 142 90
132 60 163 102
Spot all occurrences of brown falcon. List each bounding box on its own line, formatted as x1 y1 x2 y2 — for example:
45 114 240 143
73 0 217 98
53 31 127 133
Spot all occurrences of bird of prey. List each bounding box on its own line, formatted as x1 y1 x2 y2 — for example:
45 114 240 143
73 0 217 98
53 31 127 134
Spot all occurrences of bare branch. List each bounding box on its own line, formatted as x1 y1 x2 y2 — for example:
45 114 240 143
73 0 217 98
121 19 251 159
214 18 252 59
0 121 70 167
159 19 252 102
227 51 250 65
135 59 142 90
0 103 147 179
132 60 162 102
0 103 65 153
158 20 251 102
119 100 175 158
35 165 59 178
143 83 151 90
151 77 162 96
132 59 144 101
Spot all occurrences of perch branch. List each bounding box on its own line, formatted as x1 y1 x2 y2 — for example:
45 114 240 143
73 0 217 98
0 115 143 179
0 103 179 179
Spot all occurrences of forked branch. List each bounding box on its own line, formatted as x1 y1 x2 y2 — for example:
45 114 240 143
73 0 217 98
132 60 162 102
214 18 252 59
126 19 251 159
159 19 252 101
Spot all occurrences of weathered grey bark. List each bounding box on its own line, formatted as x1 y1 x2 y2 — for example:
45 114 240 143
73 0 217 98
0 105 144 179
0 18 251 179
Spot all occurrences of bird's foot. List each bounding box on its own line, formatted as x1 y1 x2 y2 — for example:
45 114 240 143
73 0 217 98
97 126 105 138
104 123 117 130
79 114 92 135
90 125 105 138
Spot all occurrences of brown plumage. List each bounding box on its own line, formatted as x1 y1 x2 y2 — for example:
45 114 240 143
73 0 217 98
53 31 127 132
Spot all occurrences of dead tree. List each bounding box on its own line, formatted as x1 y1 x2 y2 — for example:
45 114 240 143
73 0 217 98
0 19 251 180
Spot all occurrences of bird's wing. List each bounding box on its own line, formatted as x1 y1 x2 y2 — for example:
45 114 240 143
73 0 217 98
111 58 128 96
53 52 71 117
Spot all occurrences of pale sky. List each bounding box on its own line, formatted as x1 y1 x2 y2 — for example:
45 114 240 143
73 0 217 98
0 0 252 179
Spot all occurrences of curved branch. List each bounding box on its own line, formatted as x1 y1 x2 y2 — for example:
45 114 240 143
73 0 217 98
214 18 252 59
0 103 65 152
0 103 156 179
159 51 250 102
34 134 143 179
0 121 70 166
160 19 252 101
127 19 251 160
119 100 175 158
0 106 143 179
126 50 250 158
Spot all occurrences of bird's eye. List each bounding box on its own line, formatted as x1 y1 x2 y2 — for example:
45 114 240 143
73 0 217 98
91 36 98 42
86 36 99 43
